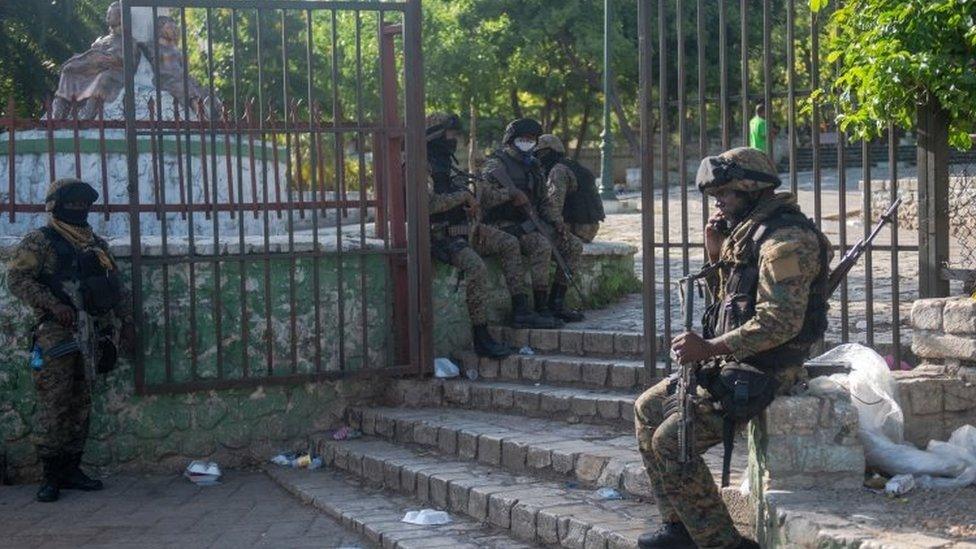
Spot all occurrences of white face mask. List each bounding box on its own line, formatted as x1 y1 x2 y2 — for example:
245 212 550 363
514 138 536 152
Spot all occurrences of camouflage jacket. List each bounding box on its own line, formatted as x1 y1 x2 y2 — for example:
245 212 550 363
7 226 132 344
477 146 543 212
708 193 831 360
541 161 577 226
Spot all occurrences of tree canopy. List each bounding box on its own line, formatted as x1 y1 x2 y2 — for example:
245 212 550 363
814 0 976 149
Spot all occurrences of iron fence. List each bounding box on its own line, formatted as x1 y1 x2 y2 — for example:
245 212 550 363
1 0 429 394
636 0 925 373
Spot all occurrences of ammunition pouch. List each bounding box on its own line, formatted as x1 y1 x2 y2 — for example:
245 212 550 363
702 360 780 487
499 219 538 238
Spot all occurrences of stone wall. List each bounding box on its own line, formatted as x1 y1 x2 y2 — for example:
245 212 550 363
868 175 976 237
750 393 866 545
898 297 976 446
0 233 637 482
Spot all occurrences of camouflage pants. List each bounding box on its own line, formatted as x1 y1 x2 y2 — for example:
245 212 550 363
633 378 739 549
516 232 552 292
570 223 599 243
31 332 91 460
448 224 528 325
552 230 583 286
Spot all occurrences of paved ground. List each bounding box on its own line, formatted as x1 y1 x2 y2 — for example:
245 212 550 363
0 471 367 548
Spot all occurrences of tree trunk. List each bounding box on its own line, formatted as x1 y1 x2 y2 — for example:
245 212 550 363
610 80 641 162
574 94 593 161
509 88 523 119
468 98 481 172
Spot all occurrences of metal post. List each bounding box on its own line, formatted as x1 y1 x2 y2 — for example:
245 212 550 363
599 0 616 199
917 98 950 297
638 0 657 379
403 0 432 373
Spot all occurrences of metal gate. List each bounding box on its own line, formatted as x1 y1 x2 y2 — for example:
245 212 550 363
635 0 928 372
118 0 430 393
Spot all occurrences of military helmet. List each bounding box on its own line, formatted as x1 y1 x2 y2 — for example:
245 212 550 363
502 118 543 145
45 178 99 212
696 147 781 196
425 112 461 142
535 134 566 155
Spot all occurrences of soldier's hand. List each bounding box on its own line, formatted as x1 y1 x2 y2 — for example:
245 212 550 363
464 202 480 220
50 304 76 328
511 190 530 207
554 221 568 236
670 332 713 364
704 211 727 263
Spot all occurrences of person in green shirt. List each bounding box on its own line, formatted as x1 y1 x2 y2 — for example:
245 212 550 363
749 103 769 153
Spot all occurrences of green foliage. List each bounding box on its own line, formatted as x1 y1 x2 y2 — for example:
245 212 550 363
813 0 976 149
0 0 111 116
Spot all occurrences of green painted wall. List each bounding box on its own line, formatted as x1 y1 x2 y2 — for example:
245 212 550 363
0 240 637 482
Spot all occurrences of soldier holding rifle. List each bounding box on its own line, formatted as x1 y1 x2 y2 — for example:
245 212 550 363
633 147 832 549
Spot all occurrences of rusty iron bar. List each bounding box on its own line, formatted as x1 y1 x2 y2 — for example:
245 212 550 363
282 11 299 375
46 98 56 181
638 0 657 376
172 100 188 219
330 9 346 372
179 7 199 383
148 99 162 220
221 106 236 219
6 96 15 221
256 8 275 376
97 100 110 220
863 138 874 347
307 9 324 373
71 100 82 179
659 0 672 371
676 0 689 276
888 124 901 366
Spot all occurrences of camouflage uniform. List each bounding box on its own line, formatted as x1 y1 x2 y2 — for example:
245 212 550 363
429 182 527 325
634 149 830 548
541 161 587 286
7 179 131 463
479 146 552 292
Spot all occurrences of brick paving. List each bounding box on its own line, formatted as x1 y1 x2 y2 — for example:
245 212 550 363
0 472 367 549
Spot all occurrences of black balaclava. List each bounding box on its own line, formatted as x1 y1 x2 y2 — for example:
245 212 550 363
427 136 458 177
536 148 562 176
49 181 99 226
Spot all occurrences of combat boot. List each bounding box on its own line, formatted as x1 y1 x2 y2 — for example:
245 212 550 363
510 294 562 329
532 290 565 328
548 283 585 322
637 522 696 549
59 452 103 491
472 325 514 359
36 457 61 502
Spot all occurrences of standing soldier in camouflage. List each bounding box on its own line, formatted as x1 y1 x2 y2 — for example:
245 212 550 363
7 178 135 502
535 134 605 322
426 113 559 358
634 148 831 548
478 118 562 326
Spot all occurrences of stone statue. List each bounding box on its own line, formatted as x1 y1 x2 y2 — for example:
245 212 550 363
148 16 219 117
52 2 128 119
51 4 219 120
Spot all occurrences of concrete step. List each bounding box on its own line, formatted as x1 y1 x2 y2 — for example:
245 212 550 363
488 327 658 360
385 378 638 427
315 436 656 549
346 406 747 500
267 467 534 549
453 351 667 391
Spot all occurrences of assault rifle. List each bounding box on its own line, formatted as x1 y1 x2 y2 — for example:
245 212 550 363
486 166 585 298
673 275 698 466
826 197 902 294
63 280 96 382
672 198 902 472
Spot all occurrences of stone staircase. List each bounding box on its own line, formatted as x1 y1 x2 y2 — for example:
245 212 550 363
269 327 754 549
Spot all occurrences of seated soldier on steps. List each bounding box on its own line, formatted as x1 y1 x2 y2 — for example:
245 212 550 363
425 113 560 359
535 134 606 322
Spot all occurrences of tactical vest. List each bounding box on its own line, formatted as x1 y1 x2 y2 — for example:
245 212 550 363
707 207 829 368
558 159 606 224
429 171 468 226
485 149 542 224
38 226 123 316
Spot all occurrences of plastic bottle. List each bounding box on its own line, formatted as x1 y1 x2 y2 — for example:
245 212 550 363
30 345 43 371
